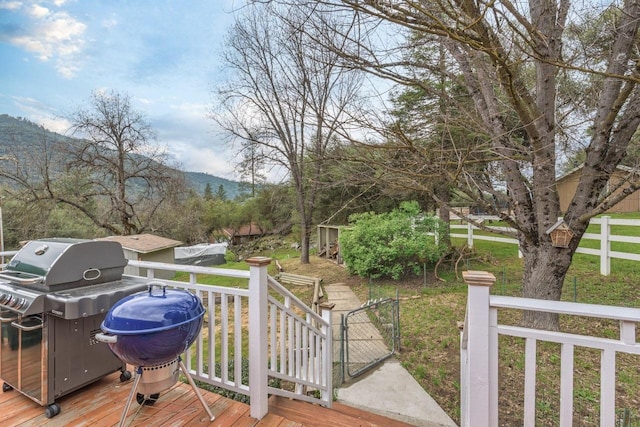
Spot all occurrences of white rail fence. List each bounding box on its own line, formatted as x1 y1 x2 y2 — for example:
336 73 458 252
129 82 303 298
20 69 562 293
127 257 333 420
460 271 640 427
451 216 640 275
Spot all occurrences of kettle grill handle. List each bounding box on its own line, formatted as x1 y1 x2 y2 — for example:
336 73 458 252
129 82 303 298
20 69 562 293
94 332 118 343
147 281 167 296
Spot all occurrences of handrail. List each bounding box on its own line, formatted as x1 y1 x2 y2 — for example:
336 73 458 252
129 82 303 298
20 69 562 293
268 276 325 324
128 259 250 279
126 258 333 420
462 271 640 426
490 295 640 322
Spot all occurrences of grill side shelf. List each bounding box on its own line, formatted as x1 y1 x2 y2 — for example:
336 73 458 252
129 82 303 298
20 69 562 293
46 280 149 319
0 271 43 285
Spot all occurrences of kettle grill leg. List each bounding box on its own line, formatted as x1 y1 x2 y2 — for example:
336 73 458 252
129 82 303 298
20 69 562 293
118 366 143 427
118 358 214 425
178 358 215 421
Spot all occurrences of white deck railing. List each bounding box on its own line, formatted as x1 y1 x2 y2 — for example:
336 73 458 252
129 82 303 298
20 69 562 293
127 257 333 420
460 270 640 427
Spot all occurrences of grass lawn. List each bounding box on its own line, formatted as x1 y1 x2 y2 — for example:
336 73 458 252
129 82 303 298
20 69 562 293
180 220 640 426
272 228 640 426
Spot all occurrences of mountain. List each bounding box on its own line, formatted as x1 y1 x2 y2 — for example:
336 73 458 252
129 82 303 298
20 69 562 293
0 114 244 199
186 172 243 199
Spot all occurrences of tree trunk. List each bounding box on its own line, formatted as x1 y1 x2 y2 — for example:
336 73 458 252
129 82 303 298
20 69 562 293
300 226 310 264
297 184 311 264
436 183 451 246
519 240 574 330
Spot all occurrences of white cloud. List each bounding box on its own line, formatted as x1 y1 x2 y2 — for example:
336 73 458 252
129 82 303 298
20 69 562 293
55 62 80 78
37 115 71 134
101 17 118 29
174 143 237 178
12 95 54 113
0 1 22 10
8 7 87 77
9 95 71 133
171 101 208 114
28 4 49 18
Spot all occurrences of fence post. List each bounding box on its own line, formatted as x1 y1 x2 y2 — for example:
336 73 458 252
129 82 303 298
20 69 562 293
467 221 474 249
246 256 271 420
600 216 610 276
319 302 335 408
462 270 496 427
340 313 345 384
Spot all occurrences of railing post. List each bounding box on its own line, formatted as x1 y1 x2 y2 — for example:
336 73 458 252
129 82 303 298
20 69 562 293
319 302 335 408
600 215 610 276
462 270 496 427
246 256 271 420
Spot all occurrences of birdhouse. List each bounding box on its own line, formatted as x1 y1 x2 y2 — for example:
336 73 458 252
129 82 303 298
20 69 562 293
546 219 574 248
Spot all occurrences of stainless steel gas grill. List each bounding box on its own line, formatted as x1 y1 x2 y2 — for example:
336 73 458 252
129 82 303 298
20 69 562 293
0 238 150 418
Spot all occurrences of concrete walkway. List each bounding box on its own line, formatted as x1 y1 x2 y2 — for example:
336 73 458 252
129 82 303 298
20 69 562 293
325 283 457 427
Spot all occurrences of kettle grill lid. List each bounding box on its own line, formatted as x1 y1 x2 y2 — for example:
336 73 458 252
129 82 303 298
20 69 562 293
101 284 204 335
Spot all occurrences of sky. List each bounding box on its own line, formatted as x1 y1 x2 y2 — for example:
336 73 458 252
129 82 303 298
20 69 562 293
0 0 245 180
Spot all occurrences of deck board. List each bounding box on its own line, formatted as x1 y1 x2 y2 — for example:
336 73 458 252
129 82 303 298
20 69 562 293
0 370 413 427
267 396 416 427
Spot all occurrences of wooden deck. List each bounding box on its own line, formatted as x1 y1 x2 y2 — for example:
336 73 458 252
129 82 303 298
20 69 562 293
0 370 415 427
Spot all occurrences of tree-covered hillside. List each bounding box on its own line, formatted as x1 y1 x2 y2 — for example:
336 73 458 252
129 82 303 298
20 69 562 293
186 172 243 200
0 114 244 199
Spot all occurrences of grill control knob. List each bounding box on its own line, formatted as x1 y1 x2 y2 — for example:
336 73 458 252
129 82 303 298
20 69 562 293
0 293 8 305
14 298 26 309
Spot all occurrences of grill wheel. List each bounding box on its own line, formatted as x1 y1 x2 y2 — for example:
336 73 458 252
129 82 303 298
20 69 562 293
45 403 60 418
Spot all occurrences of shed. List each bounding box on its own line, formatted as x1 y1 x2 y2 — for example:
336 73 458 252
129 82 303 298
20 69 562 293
317 224 350 264
222 223 265 245
557 165 640 213
100 234 182 280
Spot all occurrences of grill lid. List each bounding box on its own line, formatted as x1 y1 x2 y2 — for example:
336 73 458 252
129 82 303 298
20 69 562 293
0 238 127 290
101 284 204 335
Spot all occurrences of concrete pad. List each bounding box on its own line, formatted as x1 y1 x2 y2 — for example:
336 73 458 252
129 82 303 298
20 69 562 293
326 283 457 427
337 358 457 427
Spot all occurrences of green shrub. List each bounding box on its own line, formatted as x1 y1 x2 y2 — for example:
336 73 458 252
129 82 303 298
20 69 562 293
340 201 448 279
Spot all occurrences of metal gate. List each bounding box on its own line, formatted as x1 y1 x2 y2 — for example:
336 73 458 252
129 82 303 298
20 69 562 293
342 297 400 379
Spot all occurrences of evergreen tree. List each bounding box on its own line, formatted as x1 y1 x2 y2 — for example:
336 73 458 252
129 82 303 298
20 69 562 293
204 183 213 200
215 184 227 201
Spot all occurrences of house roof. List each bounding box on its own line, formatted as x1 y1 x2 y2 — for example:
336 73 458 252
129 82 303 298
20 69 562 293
100 234 182 253
556 164 639 183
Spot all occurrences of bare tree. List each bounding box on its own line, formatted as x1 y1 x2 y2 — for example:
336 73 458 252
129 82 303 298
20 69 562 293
0 90 185 236
275 0 640 329
211 3 364 263
65 90 187 235
237 139 267 198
